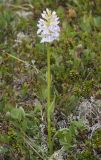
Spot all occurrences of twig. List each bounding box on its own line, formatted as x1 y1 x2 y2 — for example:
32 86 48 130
5 52 38 73
4 52 46 81
24 133 48 159
25 138 46 160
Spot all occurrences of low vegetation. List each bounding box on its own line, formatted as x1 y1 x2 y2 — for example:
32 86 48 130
0 0 101 159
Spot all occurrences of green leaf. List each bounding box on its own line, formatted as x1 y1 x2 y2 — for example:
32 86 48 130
34 101 42 114
56 128 73 149
71 121 84 128
10 107 25 122
56 121 84 150
80 15 92 32
93 16 101 27
47 96 55 116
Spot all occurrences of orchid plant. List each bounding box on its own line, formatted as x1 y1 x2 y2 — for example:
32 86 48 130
37 8 60 154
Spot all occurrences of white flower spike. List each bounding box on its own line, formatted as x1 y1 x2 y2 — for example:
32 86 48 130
37 8 60 43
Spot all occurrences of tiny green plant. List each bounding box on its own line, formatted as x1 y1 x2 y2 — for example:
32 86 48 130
37 8 60 154
55 121 84 150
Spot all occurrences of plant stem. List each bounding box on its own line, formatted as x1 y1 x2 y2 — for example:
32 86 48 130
47 47 53 154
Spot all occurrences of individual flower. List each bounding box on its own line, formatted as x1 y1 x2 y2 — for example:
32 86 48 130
37 8 60 43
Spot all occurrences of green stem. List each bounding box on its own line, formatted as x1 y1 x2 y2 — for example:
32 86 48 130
47 47 53 154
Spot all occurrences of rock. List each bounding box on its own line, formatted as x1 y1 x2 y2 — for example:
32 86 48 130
76 98 101 137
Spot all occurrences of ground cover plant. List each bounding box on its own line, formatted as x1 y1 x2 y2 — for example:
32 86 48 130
0 0 101 160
